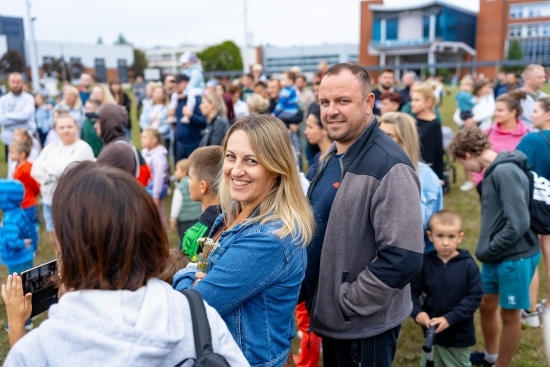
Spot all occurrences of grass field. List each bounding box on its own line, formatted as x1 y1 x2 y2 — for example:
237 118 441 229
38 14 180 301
0 87 548 366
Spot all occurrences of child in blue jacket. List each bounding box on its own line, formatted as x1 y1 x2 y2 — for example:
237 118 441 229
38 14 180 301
0 179 37 275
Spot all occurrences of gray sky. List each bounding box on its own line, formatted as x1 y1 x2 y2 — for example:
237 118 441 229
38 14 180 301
1 0 479 49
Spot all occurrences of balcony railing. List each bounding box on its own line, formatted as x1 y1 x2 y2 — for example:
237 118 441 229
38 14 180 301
371 38 431 48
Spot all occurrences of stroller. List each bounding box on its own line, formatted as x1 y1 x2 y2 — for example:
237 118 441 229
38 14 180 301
441 126 456 195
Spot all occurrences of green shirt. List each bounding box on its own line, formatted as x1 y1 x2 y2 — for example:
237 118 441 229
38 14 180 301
175 179 202 222
81 118 103 157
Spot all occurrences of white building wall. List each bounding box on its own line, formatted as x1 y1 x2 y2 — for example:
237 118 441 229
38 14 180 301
398 13 423 40
0 35 7 57
262 44 358 73
25 41 133 69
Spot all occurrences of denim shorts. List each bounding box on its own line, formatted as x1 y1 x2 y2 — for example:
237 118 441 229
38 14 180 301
481 252 541 310
42 204 54 232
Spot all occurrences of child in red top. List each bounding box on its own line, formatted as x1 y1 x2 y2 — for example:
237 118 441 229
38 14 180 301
9 141 40 229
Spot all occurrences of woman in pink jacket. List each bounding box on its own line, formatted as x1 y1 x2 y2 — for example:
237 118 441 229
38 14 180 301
474 90 530 197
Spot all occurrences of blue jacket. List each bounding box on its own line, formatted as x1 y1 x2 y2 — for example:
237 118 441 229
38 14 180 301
183 64 205 94
0 180 37 267
174 96 207 147
274 86 300 117
411 249 483 348
419 162 444 254
173 214 306 367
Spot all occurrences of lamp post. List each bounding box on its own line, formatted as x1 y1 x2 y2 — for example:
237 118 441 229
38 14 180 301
243 0 249 73
25 0 40 87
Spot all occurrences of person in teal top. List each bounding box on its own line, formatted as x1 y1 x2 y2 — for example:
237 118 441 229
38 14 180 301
401 100 443 122
81 99 103 157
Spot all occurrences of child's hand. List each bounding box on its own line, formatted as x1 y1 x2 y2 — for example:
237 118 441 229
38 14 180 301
182 106 193 118
430 316 450 333
193 272 206 287
24 239 32 249
415 312 430 328
170 220 176 232
1 274 32 330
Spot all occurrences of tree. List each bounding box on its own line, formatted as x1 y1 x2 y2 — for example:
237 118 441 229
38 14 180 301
0 50 26 73
197 40 243 72
97 36 103 45
131 48 148 79
504 39 524 73
41 57 84 81
114 33 130 45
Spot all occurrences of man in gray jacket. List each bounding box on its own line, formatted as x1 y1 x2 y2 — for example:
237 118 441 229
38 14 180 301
304 63 424 366
448 127 540 367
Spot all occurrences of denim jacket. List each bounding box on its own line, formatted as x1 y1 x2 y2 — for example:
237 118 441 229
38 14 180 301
419 162 443 253
173 214 306 367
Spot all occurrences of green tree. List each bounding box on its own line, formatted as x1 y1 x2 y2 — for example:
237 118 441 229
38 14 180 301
97 36 103 45
131 48 148 79
0 50 26 73
114 33 130 45
197 40 243 72
504 39 524 72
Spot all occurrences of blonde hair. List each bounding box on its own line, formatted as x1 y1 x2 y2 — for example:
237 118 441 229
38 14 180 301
62 85 83 109
523 64 544 78
219 115 314 245
459 77 474 92
152 86 168 106
412 83 436 110
175 159 190 173
378 112 420 171
92 84 117 105
203 92 227 120
142 128 164 147
246 93 270 114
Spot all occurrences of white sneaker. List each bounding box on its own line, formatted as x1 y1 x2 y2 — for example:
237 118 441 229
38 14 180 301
296 330 303 339
521 309 541 328
537 299 548 315
460 181 475 191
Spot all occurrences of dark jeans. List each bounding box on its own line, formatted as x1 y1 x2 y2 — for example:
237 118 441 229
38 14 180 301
322 325 401 367
38 130 49 148
175 142 199 161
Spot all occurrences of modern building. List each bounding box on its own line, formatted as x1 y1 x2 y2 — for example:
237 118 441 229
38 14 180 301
0 15 26 59
26 41 134 82
146 45 206 75
359 0 477 76
477 0 550 77
260 44 358 74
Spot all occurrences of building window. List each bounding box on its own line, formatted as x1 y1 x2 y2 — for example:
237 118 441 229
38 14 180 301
372 18 381 42
161 53 171 61
162 66 172 74
423 16 430 38
386 18 398 40
510 2 550 19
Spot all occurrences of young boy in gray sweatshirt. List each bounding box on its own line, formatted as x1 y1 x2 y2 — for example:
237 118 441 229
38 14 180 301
448 126 540 367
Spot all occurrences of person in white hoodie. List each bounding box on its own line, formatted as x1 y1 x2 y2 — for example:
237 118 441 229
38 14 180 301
30 113 94 247
2 161 249 367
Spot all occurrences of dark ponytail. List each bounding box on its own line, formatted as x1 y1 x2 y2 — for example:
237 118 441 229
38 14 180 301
497 90 527 118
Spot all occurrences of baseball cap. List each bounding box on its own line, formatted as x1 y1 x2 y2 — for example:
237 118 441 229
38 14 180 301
175 74 190 83
179 51 197 64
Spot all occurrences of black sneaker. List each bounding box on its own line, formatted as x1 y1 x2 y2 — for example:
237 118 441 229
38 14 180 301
470 351 494 366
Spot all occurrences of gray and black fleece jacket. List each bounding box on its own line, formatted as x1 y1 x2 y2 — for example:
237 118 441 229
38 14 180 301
308 119 424 340
476 151 539 264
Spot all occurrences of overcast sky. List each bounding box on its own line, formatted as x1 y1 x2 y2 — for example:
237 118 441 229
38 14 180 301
1 0 479 49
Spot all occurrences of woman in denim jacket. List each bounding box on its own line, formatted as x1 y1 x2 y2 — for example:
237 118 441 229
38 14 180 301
378 112 443 253
174 115 314 367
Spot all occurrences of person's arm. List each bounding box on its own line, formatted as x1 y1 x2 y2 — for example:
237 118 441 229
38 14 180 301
472 95 496 124
170 187 184 221
337 164 424 317
21 168 41 198
150 155 165 199
186 68 204 93
189 103 207 129
30 148 53 186
489 166 532 253
274 90 289 116
4 95 35 123
193 231 290 317
442 259 483 326
156 106 171 137
409 265 425 319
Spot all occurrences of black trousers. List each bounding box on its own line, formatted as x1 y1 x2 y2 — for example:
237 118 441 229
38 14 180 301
322 325 401 367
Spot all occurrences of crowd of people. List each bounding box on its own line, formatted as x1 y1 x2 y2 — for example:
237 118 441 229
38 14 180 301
0 56 548 367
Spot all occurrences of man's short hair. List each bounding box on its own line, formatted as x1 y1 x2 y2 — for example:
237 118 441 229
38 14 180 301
429 210 462 231
447 126 491 160
523 64 544 78
9 141 30 158
296 75 307 83
379 92 402 105
228 84 242 95
254 81 267 89
86 99 102 107
324 63 372 95
243 73 254 80
188 146 224 194
175 74 190 83
380 69 395 76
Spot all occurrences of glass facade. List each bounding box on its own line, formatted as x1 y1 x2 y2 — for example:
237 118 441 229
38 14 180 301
517 38 550 60
509 23 550 38
0 16 26 59
386 18 398 40
510 2 550 19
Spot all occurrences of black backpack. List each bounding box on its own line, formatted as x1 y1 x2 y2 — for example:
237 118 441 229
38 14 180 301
174 289 231 367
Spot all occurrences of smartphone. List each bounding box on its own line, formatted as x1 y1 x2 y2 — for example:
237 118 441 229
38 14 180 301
20 259 59 318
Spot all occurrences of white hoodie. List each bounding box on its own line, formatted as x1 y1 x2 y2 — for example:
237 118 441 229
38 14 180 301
5 278 249 367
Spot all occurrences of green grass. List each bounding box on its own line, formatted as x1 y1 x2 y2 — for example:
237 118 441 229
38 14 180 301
0 88 548 366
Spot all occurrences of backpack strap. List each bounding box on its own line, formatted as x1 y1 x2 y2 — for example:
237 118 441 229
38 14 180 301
180 289 214 359
539 132 550 149
113 139 140 177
